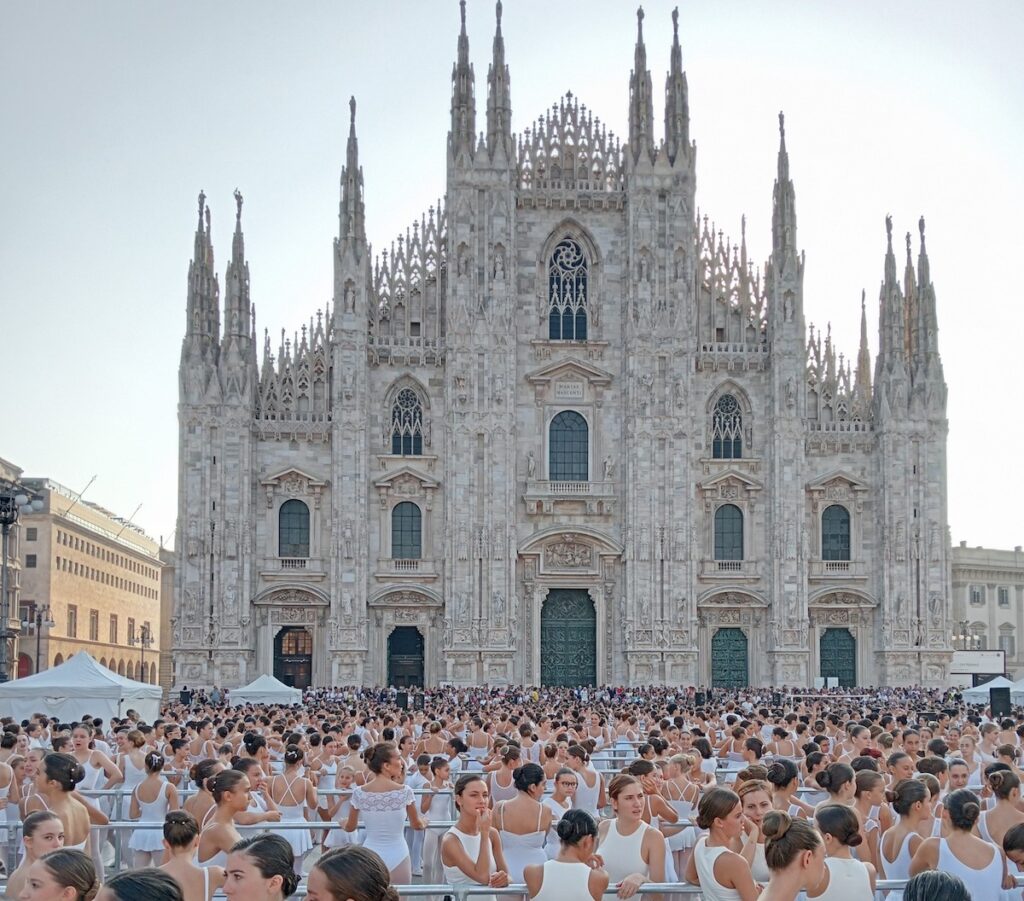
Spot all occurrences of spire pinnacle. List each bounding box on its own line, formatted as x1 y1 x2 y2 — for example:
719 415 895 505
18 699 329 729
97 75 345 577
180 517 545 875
450 0 476 157
629 5 654 164
197 189 206 230
234 188 243 228
486 0 512 156
771 111 797 256
664 5 690 164
339 96 365 247
917 215 930 286
856 288 872 397
224 188 251 344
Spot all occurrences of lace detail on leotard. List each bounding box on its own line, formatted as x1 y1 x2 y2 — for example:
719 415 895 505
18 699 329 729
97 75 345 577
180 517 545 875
351 784 414 811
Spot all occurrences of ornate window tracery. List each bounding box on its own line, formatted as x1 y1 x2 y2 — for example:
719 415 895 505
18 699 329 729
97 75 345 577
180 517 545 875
548 238 588 340
278 499 310 558
391 501 422 559
821 505 851 561
391 388 424 455
712 394 743 459
714 504 743 560
548 411 589 482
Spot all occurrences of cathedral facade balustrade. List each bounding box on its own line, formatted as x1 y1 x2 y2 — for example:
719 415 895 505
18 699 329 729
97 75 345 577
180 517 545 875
808 560 868 581
374 558 440 581
699 559 760 581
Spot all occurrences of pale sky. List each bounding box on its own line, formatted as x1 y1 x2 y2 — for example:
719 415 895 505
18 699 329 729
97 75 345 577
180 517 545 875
2 1 1022 551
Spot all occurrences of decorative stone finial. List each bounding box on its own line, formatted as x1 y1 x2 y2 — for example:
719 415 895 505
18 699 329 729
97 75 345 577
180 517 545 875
198 190 206 226
496 0 502 28
349 95 356 126
918 215 926 240
906 231 911 255
233 188 243 223
637 5 645 36
885 214 893 245
460 0 466 30
778 110 785 139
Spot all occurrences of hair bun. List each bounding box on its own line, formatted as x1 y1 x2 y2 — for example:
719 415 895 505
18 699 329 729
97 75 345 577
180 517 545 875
761 810 792 840
847 831 863 847
815 770 831 789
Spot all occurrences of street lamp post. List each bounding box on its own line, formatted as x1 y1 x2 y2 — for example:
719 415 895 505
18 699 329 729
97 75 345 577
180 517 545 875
0 482 44 683
130 623 153 682
21 604 55 674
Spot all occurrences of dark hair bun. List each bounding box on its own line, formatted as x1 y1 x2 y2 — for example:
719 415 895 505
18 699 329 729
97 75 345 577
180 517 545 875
815 769 832 789
513 762 545 793
284 744 304 765
556 809 598 846
761 810 792 840
847 831 863 847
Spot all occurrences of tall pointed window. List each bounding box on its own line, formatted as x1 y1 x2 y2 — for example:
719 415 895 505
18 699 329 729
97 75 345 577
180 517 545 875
821 505 851 561
549 411 589 481
714 504 744 560
391 502 422 559
391 388 423 455
548 238 588 340
278 500 310 558
712 394 743 459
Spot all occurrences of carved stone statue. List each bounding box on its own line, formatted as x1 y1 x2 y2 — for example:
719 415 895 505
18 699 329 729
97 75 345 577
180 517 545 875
456 592 470 623
342 521 354 558
493 591 505 620
342 591 353 618
223 582 237 618
187 520 200 558
527 452 537 479
603 456 615 480
493 248 505 281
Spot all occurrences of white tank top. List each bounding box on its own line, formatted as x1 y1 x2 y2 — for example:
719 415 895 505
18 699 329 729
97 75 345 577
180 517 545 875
936 837 1003 901
599 820 649 883
815 857 872 901
693 837 743 901
531 859 593 901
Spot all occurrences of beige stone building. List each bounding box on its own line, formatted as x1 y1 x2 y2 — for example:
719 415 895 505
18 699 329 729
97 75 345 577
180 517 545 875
951 542 1024 678
17 479 164 683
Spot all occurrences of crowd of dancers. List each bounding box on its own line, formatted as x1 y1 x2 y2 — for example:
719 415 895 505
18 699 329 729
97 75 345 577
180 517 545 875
0 683 1016 901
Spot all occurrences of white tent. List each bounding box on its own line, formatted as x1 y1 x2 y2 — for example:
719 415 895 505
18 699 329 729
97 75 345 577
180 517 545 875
229 674 302 707
0 652 163 722
962 675 1024 705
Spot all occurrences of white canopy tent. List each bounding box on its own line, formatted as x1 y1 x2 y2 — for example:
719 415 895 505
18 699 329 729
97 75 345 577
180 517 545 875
229 674 302 707
0 652 163 722
962 675 1024 705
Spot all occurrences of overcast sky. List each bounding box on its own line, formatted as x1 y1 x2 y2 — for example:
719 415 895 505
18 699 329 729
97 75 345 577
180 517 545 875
2 1 1021 552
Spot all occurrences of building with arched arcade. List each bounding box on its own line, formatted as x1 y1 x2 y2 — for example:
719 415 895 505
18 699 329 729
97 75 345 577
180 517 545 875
173 6 952 689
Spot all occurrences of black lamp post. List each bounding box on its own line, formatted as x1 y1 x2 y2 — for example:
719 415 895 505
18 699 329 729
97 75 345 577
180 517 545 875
130 623 153 681
21 604 55 674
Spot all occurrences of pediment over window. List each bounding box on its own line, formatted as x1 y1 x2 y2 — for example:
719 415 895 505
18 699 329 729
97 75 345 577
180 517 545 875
698 470 763 501
526 358 613 387
525 358 612 405
806 470 869 495
697 589 768 608
374 464 438 508
806 469 869 512
260 468 328 508
808 588 877 608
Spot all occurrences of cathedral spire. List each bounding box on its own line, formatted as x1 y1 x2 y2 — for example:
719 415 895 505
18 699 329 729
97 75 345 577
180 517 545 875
916 216 943 372
449 0 476 160
628 6 654 165
875 214 908 393
486 0 512 159
903 229 919 359
339 96 366 250
184 190 220 351
223 188 251 343
663 6 689 165
855 290 872 398
771 112 797 257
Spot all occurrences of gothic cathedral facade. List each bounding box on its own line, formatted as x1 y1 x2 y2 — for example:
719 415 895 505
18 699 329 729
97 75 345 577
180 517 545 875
174 5 952 689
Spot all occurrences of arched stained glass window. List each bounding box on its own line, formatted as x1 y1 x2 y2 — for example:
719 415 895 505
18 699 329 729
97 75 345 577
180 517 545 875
548 411 589 481
391 388 423 455
712 394 743 459
391 502 422 559
548 238 588 340
822 505 851 561
714 504 744 561
279 499 310 558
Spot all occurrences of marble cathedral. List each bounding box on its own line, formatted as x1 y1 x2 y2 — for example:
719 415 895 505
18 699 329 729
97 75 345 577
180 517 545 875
173 4 952 689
